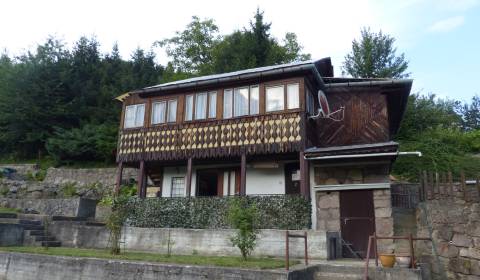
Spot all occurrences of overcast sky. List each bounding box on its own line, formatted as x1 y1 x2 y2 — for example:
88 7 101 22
1 0 479 101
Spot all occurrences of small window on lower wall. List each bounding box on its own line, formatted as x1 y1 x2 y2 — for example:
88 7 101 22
171 177 185 197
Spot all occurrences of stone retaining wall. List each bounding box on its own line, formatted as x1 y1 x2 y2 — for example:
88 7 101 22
48 221 327 259
43 167 136 188
0 198 96 217
416 192 480 279
0 224 23 246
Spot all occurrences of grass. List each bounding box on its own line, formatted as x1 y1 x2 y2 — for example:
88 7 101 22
0 207 21 214
0 246 297 269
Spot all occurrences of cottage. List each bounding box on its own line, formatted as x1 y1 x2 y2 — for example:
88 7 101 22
115 57 412 258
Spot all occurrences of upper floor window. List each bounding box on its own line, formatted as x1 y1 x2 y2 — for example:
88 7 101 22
224 85 259 118
266 83 300 112
124 104 145 128
151 99 177 125
306 88 315 115
185 91 217 121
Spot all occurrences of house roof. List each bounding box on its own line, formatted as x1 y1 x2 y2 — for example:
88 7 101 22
123 58 335 98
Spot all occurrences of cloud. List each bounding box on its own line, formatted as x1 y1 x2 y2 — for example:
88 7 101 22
427 16 465 32
436 0 479 11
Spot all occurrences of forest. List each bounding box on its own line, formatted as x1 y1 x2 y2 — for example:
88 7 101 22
0 10 479 179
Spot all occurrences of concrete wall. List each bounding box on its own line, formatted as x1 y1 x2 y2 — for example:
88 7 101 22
48 222 327 259
0 252 300 280
0 224 23 246
0 198 96 217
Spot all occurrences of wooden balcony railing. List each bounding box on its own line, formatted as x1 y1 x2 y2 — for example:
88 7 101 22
117 112 303 162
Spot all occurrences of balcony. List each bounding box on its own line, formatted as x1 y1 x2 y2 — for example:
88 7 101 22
117 112 303 162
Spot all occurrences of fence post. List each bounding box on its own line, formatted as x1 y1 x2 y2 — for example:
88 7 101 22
429 172 434 200
435 172 439 197
448 171 453 199
422 171 428 200
304 231 308 266
460 171 467 201
285 230 289 271
441 172 446 196
477 177 480 203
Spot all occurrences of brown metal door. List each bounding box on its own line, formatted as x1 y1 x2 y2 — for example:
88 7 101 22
340 190 375 258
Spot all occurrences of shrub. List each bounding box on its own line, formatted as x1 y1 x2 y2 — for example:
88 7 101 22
125 195 310 230
60 182 78 197
228 198 258 260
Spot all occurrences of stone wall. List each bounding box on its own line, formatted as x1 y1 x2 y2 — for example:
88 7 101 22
0 164 37 178
0 224 23 246
373 189 394 253
315 191 340 232
416 194 480 280
0 198 96 217
48 221 327 259
43 167 136 188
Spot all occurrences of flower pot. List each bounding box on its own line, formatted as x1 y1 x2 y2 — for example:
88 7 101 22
395 255 411 268
379 254 396 268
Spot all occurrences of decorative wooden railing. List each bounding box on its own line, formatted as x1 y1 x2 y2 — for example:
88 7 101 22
117 112 303 162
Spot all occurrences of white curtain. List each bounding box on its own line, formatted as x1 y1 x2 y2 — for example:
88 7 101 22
223 89 233 118
152 102 166 124
195 92 207 119
250 86 259 115
287 83 300 109
124 105 135 128
185 95 193 121
266 85 284 112
208 91 217 118
134 104 145 127
167 100 177 122
234 87 249 117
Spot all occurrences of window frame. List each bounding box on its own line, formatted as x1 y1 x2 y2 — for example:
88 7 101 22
185 94 194 121
265 84 285 112
223 85 259 119
170 177 186 197
208 91 217 119
151 101 167 125
151 98 178 125
124 103 145 129
286 83 300 110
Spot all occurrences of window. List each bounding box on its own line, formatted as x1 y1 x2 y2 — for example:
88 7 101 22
151 101 166 124
208 91 217 118
124 104 145 128
250 86 259 115
287 83 300 109
306 88 315 115
223 89 233 118
167 100 177 122
195 92 207 120
234 87 249 117
171 177 185 197
266 85 284 112
185 95 194 121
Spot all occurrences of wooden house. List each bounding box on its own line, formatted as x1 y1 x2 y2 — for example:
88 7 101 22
115 57 412 257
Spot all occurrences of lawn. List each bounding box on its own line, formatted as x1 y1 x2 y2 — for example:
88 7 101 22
0 207 20 214
0 246 296 269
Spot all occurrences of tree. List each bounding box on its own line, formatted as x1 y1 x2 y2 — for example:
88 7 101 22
461 95 480 130
342 27 409 78
156 16 220 75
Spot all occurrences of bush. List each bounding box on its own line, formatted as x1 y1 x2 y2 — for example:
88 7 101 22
60 182 78 197
125 195 310 230
228 198 258 260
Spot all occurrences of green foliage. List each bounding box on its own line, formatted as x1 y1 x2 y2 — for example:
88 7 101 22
461 95 480 131
60 182 78 197
393 94 480 180
342 27 409 78
228 198 258 260
0 186 9 197
125 195 310 230
106 194 131 255
26 169 47 181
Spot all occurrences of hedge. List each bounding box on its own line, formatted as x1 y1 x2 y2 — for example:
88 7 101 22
125 195 311 230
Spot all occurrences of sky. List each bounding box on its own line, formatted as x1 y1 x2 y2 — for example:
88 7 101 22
1 0 479 102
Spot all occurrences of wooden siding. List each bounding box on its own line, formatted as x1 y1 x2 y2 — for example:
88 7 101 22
315 88 389 147
117 112 303 162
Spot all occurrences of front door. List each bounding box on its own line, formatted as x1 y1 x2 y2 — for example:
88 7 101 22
196 169 223 196
340 190 375 258
284 163 301 194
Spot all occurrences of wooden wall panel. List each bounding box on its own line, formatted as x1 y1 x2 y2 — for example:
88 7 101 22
315 88 389 147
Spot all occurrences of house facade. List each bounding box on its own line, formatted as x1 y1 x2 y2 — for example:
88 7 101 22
115 57 412 258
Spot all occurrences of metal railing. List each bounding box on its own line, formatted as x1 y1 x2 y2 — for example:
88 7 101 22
285 230 308 271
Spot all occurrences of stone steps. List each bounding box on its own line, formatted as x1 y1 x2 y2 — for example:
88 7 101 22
313 262 365 280
315 272 363 280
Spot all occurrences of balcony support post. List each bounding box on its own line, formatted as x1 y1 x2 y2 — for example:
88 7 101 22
186 157 193 197
240 153 247 196
137 160 146 198
299 152 310 199
114 161 123 194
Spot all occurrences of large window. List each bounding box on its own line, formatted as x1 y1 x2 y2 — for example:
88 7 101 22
266 85 284 112
224 85 259 118
171 177 185 197
124 104 145 128
185 91 217 121
185 95 194 121
152 99 177 125
287 83 300 109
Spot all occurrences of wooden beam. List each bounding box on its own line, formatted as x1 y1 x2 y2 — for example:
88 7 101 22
137 161 146 198
114 162 123 195
240 153 246 196
186 157 193 197
299 152 310 199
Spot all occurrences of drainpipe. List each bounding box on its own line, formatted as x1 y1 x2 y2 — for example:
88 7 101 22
304 151 422 160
